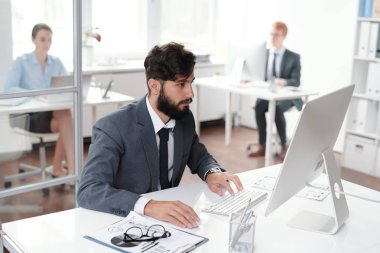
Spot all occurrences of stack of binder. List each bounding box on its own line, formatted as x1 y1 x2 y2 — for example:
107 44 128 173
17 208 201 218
359 0 380 18
358 21 380 58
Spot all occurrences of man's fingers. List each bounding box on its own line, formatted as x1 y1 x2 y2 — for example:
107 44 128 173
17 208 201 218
170 201 199 228
165 215 187 228
222 179 235 196
145 200 200 229
207 172 244 196
228 175 244 191
168 209 194 228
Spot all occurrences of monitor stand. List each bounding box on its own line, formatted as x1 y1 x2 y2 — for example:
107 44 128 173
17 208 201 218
287 147 349 234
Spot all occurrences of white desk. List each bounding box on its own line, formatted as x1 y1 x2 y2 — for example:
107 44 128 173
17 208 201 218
0 87 134 116
0 87 134 139
193 76 317 166
2 165 380 253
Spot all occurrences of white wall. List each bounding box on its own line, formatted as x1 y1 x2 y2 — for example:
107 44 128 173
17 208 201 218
216 0 358 152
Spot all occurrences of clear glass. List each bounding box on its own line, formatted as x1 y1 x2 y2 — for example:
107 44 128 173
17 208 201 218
229 210 256 253
0 0 80 223
0 93 75 188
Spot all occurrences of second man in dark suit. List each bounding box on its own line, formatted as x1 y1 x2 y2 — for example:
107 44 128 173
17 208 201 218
248 21 302 161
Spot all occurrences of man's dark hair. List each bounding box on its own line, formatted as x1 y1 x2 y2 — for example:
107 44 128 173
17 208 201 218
144 42 195 93
32 23 52 39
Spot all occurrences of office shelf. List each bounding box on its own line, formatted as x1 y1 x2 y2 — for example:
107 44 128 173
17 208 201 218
357 17 380 22
353 92 380 101
346 130 378 140
342 1 380 177
353 55 380 62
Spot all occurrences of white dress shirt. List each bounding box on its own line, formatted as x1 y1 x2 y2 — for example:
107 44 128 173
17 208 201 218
134 96 176 214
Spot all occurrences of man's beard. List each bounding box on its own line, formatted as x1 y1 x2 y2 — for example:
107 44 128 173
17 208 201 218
157 89 192 120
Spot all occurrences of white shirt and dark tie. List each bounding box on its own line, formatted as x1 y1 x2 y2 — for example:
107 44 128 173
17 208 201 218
133 96 176 214
134 96 222 214
266 46 286 81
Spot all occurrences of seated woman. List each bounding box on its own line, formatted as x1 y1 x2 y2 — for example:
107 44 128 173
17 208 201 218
5 23 74 179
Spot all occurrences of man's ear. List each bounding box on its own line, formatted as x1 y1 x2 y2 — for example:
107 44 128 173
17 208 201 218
148 78 161 96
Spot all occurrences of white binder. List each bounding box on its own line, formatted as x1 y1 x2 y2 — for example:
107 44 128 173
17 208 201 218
368 23 379 58
358 22 371 57
366 62 380 97
347 98 377 133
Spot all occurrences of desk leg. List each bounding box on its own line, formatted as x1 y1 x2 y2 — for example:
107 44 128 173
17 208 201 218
225 91 232 145
92 105 97 126
265 100 276 166
194 85 200 136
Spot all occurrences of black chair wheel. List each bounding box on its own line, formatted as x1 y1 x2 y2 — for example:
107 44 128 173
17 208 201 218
246 144 255 151
42 188 50 196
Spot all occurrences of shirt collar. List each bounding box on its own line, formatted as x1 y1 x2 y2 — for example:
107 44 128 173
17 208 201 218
270 46 286 56
29 51 52 65
145 95 176 134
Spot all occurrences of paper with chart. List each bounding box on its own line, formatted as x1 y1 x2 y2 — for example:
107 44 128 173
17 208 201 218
84 211 207 253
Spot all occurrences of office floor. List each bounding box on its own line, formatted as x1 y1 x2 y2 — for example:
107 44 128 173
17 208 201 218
1 125 379 225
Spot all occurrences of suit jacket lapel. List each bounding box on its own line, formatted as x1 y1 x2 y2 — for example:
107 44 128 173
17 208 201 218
136 97 160 191
280 49 289 78
171 122 184 186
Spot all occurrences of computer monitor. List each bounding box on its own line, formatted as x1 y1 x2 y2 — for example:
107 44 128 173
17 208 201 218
226 41 267 81
265 85 355 234
49 74 92 102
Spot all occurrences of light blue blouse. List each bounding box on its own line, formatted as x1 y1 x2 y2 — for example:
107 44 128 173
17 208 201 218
4 52 67 92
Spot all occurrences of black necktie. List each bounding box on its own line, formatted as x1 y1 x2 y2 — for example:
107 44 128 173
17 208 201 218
158 128 170 189
272 53 277 78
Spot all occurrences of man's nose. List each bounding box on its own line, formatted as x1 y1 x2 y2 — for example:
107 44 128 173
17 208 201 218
186 84 194 98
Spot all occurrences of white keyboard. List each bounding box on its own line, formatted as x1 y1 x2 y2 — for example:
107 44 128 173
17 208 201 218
202 189 268 216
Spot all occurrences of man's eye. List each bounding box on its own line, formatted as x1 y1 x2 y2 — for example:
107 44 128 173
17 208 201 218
177 82 186 87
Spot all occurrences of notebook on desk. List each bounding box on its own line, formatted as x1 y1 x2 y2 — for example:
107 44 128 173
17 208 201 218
48 75 91 103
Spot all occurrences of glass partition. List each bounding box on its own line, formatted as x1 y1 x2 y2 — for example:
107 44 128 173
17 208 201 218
0 0 82 220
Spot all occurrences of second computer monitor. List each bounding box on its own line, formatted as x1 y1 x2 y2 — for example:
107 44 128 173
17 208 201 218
226 41 267 81
265 85 354 234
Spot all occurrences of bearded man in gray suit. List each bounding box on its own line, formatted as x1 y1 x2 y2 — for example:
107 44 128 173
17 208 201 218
78 42 243 229
248 21 302 161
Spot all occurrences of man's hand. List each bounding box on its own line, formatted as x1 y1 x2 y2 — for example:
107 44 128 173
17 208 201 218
206 172 243 196
274 78 286 87
144 200 200 229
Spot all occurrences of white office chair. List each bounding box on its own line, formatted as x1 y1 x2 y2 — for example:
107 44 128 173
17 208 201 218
3 114 58 196
0 114 45 214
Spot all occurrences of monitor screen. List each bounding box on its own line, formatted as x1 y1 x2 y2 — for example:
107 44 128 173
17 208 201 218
265 85 354 234
225 41 267 82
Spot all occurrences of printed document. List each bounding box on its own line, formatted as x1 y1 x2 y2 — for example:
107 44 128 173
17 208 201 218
84 211 208 253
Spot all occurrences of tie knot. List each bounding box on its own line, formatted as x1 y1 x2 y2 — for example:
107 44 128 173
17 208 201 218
158 128 170 142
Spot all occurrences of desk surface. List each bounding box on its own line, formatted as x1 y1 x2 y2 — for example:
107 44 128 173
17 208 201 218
194 76 317 100
0 87 134 115
2 165 380 253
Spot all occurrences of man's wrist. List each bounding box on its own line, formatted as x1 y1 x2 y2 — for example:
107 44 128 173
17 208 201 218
204 167 222 181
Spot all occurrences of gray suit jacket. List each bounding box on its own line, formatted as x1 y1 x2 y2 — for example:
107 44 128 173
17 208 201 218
77 97 219 217
265 49 303 110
